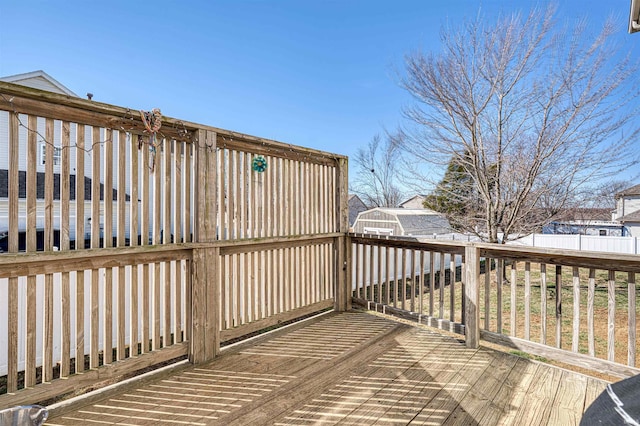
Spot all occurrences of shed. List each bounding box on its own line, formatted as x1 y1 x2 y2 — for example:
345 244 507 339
352 207 451 236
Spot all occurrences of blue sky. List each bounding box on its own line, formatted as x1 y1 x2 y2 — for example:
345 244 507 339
0 0 637 179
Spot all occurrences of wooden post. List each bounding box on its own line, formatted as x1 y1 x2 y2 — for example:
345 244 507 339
189 129 219 364
334 157 350 311
464 244 480 349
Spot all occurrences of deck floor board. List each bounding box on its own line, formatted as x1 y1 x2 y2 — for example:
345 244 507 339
45 311 610 426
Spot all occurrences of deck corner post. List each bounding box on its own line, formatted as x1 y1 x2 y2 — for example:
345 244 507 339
334 157 351 312
464 244 480 348
190 128 219 364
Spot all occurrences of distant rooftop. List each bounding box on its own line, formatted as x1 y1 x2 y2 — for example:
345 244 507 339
0 70 78 97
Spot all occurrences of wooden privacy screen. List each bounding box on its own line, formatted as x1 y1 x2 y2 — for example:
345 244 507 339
0 82 347 406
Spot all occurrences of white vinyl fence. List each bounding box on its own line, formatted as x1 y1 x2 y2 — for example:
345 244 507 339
511 234 640 254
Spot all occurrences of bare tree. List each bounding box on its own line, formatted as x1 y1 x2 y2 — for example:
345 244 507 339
397 6 640 242
351 134 404 208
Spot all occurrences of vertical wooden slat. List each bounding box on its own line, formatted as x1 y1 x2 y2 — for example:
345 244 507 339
256 155 264 238
249 153 255 238
385 246 391 306
540 263 547 345
524 262 531 341
130 261 139 356
267 250 274 317
354 243 360 299
229 150 236 239
7 112 19 391
75 124 86 373
130 133 139 247
429 252 435 317
588 268 595 357
510 262 516 337
43 118 54 382
152 138 162 350
221 254 228 328
184 143 192 242
90 126 101 369
117 131 126 360
289 247 300 309
608 269 616 362
572 267 580 353
460 255 466 324
236 150 243 238
411 249 417 312
484 258 491 330
299 245 304 307
163 142 172 346
283 158 289 236
239 152 246 239
628 272 636 367
439 253 445 319
104 129 113 364
104 129 113 248
257 250 263 319
25 115 38 387
419 251 425 315
370 245 376 302
141 139 150 354
141 135 150 246
464 245 481 348
496 259 503 334
275 249 282 314
377 245 383 304
450 255 456 321
174 141 183 342
60 121 71 377
308 244 313 305
234 253 241 325
312 163 319 234
556 265 562 349
245 252 251 322
319 165 325 233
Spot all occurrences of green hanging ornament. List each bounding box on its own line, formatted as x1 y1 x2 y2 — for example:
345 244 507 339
252 155 267 172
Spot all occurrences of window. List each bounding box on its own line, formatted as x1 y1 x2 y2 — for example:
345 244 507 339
39 143 61 166
599 229 607 236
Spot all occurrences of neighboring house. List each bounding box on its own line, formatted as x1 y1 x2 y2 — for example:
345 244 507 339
352 207 451 236
614 183 640 236
542 221 624 236
348 194 367 229
543 208 623 236
399 195 427 209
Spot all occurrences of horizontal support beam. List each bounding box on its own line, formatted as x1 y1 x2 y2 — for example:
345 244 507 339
349 234 466 255
220 300 334 343
0 245 193 278
0 342 188 408
481 330 640 379
0 82 346 166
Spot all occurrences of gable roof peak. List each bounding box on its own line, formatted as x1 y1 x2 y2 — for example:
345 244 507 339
0 70 78 97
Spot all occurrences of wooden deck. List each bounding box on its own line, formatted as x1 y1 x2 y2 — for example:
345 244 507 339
45 311 608 426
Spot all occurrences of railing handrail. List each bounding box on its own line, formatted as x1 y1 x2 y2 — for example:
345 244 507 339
0 81 345 165
350 232 640 272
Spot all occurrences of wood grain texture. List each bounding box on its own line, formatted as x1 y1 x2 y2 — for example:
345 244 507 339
43 313 608 426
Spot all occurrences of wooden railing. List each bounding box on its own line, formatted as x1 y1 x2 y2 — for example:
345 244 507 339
0 82 349 407
349 234 467 334
350 234 640 378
